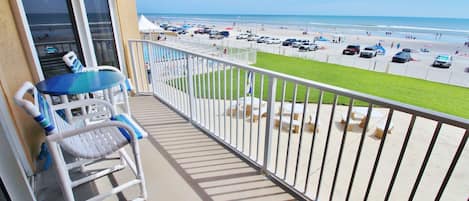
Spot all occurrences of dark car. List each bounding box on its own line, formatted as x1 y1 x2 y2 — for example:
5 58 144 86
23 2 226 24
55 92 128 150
209 31 224 39
160 23 169 30
342 45 360 55
195 27 211 34
402 48 412 53
392 52 412 63
282 38 297 46
218 31 230 37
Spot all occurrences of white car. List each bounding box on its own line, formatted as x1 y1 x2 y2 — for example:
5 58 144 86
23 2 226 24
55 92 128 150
247 35 259 41
292 40 309 48
360 46 378 58
265 38 281 44
299 43 318 51
236 33 249 40
432 54 452 68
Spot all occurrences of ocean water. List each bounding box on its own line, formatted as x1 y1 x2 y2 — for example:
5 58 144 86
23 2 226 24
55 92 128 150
144 13 469 43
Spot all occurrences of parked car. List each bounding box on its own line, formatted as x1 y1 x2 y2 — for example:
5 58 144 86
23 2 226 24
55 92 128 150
257 36 270 43
209 33 224 40
218 31 230 37
402 48 412 53
175 27 187 35
236 33 249 39
166 26 178 32
292 40 309 48
432 54 452 68
392 52 412 63
247 35 260 41
160 23 169 30
299 43 319 51
342 45 360 55
360 46 378 58
282 38 297 46
195 27 211 34
265 38 281 44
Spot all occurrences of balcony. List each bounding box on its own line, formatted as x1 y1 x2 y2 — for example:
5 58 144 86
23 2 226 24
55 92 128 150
37 40 468 201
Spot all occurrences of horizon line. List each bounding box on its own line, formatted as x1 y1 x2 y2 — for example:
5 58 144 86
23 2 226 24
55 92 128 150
138 12 469 20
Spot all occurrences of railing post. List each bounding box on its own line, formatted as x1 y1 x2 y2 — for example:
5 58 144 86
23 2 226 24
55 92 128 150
262 76 277 174
186 54 195 123
128 40 140 95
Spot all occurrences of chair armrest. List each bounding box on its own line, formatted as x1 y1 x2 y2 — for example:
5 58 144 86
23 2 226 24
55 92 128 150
47 121 138 143
51 99 116 116
96 65 121 73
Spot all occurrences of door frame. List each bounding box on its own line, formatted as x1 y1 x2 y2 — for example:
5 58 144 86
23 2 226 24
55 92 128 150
0 90 36 201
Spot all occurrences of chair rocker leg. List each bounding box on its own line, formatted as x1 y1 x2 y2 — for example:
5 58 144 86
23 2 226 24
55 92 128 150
48 141 75 201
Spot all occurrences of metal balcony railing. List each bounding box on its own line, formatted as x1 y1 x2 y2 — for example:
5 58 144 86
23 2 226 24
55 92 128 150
128 39 468 201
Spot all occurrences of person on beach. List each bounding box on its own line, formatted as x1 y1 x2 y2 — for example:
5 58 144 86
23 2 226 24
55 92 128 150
397 43 401 49
391 42 394 49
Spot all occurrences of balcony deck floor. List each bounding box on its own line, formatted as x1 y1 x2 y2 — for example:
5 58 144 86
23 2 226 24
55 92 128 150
107 95 295 201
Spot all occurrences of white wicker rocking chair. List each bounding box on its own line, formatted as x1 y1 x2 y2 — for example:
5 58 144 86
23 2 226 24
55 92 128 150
14 82 147 201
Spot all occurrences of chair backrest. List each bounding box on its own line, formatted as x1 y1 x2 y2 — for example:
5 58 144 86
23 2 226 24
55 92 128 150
14 82 57 135
62 51 84 73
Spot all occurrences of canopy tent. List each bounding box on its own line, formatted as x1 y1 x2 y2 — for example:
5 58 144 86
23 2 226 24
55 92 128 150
138 15 163 33
315 36 329 42
374 45 386 55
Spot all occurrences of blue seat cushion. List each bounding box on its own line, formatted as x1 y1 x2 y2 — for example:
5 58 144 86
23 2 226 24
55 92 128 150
111 114 147 141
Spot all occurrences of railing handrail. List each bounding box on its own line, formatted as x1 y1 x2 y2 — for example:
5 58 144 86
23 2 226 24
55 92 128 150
129 39 469 129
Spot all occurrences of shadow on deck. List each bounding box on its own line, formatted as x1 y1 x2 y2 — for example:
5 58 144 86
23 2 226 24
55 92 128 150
129 95 295 201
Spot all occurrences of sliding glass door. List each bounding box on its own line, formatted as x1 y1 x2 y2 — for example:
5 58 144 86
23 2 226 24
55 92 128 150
22 0 121 79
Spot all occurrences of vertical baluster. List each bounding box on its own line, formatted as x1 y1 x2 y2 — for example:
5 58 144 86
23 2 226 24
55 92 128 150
256 75 264 162
181 53 189 115
274 80 287 174
262 77 277 172
363 109 395 201
202 59 208 127
212 61 217 134
229 65 233 144
315 94 339 199
223 63 227 141
382 114 416 201
304 90 323 193
329 98 354 201
242 71 248 152
205 60 212 131
249 73 256 157
236 68 240 149
217 62 222 139
407 121 442 201
284 84 298 179
293 87 310 186
193 57 200 123
434 130 468 201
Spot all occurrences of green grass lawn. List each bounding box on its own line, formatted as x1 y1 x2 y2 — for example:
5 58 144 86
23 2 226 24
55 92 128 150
186 52 469 119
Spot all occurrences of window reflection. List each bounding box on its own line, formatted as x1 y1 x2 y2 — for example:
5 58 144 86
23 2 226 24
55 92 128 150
23 0 84 78
85 0 120 68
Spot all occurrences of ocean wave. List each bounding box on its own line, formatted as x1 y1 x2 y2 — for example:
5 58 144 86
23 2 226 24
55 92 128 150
309 22 469 34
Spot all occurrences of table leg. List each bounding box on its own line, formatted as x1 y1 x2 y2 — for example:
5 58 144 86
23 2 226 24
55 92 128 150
122 82 131 115
60 95 73 122
107 88 116 112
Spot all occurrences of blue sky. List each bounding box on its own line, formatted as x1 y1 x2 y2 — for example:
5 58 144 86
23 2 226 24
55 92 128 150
137 0 469 19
